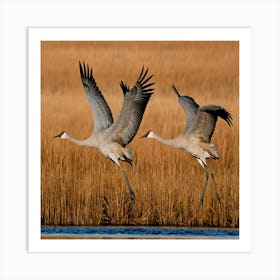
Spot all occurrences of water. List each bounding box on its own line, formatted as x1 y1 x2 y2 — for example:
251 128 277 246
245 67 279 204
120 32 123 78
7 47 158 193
41 226 239 239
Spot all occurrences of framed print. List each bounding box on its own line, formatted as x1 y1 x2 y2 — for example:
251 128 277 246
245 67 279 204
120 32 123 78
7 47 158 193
1 1 279 279
28 27 251 253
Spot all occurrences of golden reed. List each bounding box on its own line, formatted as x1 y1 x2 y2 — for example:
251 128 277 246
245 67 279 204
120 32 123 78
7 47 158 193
41 41 239 227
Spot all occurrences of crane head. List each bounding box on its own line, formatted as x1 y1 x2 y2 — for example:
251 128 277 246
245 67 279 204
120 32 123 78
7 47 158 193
140 130 153 138
53 131 66 138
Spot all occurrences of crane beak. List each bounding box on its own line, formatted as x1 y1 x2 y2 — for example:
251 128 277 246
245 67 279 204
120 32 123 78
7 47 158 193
140 132 149 139
53 133 61 138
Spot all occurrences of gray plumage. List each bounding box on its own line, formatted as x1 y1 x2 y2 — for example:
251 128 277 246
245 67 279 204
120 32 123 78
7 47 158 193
105 67 154 146
79 62 113 134
188 105 232 143
172 85 199 133
141 85 232 207
54 62 155 203
172 84 232 139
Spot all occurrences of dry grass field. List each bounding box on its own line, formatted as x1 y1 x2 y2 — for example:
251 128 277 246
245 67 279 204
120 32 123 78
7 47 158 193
41 41 239 227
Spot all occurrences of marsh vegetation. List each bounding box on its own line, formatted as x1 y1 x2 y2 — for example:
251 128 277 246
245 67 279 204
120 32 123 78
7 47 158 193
41 41 239 227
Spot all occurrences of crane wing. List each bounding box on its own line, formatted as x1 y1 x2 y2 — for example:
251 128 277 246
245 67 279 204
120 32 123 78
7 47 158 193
105 66 154 146
188 105 232 142
79 61 113 134
171 85 199 133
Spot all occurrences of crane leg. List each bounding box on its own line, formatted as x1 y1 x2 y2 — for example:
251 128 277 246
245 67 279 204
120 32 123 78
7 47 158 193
199 167 209 208
108 154 135 203
197 159 221 207
197 159 209 208
119 164 136 203
207 166 221 204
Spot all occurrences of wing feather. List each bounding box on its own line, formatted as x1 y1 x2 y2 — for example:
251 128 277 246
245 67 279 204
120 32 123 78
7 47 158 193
79 61 113 134
171 85 199 133
188 105 232 142
105 66 154 146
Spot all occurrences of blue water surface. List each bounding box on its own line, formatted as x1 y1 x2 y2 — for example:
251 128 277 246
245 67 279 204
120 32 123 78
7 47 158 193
41 226 239 239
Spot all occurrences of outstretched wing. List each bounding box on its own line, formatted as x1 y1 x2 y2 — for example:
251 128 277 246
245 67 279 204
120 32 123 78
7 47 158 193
171 85 199 133
188 105 232 142
79 61 113 134
105 66 154 146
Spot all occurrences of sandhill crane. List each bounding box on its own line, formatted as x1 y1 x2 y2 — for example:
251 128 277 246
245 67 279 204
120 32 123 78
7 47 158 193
53 62 154 203
141 85 232 207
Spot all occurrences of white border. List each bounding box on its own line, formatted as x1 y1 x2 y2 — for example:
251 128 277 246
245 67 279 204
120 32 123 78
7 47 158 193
28 27 252 253
2 1 279 279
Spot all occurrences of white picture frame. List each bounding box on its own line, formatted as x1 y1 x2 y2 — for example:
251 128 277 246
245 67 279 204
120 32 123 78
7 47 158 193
1 1 279 279
29 27 251 253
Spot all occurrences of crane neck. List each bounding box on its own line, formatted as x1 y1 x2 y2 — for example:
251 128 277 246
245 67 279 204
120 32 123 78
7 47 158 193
63 133 89 147
149 132 176 147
